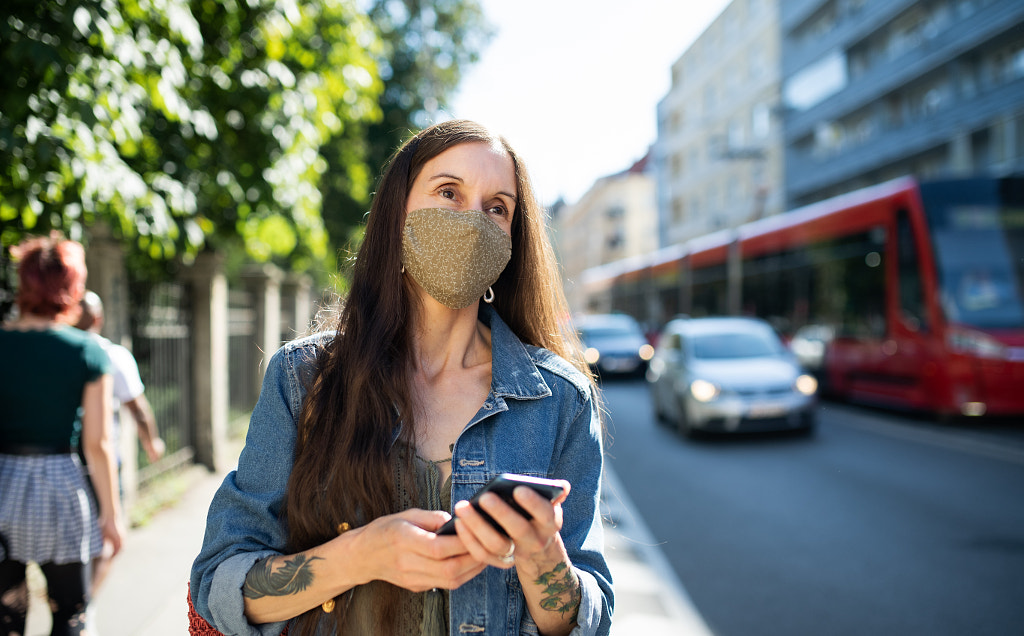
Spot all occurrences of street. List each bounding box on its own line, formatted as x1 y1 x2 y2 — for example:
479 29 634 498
601 378 1024 636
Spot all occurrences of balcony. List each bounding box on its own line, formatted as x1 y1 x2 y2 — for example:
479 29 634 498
784 1 1024 140
785 79 1024 199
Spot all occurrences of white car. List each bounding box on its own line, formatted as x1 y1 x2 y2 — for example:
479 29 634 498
647 316 817 436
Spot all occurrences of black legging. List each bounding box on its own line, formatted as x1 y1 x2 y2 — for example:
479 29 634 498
0 559 91 636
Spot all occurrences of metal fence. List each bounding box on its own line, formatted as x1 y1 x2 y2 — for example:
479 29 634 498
228 288 259 437
130 281 194 485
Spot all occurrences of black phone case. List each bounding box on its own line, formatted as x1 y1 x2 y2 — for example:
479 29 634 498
436 473 565 536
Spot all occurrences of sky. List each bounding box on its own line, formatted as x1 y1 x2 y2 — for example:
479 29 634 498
448 0 732 206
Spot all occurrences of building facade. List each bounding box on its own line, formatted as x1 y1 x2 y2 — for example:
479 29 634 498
553 154 658 315
654 0 784 248
782 0 1024 207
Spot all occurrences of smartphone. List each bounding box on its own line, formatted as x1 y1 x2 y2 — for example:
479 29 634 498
436 473 567 536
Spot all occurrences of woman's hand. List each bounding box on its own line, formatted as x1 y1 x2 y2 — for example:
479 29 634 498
451 480 570 569
244 508 486 624
350 508 487 593
100 515 125 557
451 480 581 635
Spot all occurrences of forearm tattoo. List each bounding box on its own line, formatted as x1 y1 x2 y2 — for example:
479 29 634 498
534 561 582 620
243 554 324 599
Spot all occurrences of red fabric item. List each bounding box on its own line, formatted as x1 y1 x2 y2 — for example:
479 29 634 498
187 582 289 635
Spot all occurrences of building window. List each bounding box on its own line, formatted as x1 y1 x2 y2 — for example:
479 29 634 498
606 231 624 251
728 120 745 149
997 44 1024 82
959 56 979 99
814 121 843 156
672 197 686 224
672 109 685 133
784 50 848 111
886 7 927 61
752 103 771 139
749 44 767 80
796 1 838 45
1016 112 1024 160
955 0 977 20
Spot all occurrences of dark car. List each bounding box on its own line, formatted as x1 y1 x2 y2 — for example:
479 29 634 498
575 313 654 376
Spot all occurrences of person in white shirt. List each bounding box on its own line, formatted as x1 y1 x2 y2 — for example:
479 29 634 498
76 290 165 590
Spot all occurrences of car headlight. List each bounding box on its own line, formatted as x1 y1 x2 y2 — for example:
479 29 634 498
584 347 600 364
794 374 818 396
639 344 655 361
690 379 720 402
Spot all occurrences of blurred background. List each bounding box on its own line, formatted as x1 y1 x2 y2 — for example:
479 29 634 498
2 1 1023 634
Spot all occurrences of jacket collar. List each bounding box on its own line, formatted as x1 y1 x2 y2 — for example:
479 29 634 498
389 305 552 446
480 304 552 400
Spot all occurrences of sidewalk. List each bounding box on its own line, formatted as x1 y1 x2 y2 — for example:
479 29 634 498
27 452 713 635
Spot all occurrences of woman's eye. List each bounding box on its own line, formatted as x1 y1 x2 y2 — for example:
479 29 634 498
488 205 508 216
439 188 456 200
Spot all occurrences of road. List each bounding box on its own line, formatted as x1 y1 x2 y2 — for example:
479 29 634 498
601 378 1024 636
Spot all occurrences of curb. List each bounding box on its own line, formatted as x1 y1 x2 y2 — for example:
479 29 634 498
603 465 715 635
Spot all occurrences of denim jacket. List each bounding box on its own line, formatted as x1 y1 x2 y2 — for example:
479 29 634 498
190 306 613 635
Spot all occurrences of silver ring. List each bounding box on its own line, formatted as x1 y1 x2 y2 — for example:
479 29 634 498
499 543 515 564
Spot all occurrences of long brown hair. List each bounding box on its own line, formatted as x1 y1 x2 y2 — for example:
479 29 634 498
284 120 593 632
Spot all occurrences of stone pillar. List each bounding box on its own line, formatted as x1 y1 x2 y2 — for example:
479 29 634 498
83 224 131 347
83 225 140 508
282 273 314 339
242 264 284 386
187 252 229 472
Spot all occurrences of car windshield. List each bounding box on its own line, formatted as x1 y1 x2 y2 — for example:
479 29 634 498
578 317 643 340
689 331 782 359
581 325 641 339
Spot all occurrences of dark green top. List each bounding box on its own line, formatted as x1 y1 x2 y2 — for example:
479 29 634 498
0 325 111 447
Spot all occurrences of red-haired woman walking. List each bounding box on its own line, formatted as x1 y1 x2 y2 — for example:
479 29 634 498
0 232 124 635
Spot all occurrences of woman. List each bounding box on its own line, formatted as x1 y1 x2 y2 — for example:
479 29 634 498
190 120 613 635
0 233 124 635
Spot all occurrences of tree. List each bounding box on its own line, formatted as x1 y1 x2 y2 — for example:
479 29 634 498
0 0 383 283
319 0 491 248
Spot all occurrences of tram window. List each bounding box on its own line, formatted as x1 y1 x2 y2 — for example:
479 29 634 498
741 248 812 332
897 209 928 331
691 263 728 316
809 230 887 339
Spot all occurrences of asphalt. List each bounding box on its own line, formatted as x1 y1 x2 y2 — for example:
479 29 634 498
25 446 713 635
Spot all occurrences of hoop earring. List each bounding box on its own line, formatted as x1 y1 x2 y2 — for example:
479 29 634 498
483 286 495 304
401 263 405 274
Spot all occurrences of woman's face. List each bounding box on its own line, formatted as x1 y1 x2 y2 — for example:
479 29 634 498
405 141 517 236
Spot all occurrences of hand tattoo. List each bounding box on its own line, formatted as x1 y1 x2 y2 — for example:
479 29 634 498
243 554 324 599
534 561 581 620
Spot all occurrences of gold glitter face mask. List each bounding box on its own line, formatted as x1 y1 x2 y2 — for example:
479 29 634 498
402 207 512 309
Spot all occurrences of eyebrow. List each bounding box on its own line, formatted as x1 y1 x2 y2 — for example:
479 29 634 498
428 173 518 201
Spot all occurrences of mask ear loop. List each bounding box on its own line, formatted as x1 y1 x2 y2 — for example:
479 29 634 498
483 286 495 304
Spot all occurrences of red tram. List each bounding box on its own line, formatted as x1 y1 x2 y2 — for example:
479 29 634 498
582 177 1024 418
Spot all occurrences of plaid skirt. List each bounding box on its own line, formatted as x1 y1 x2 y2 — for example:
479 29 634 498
0 453 103 565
